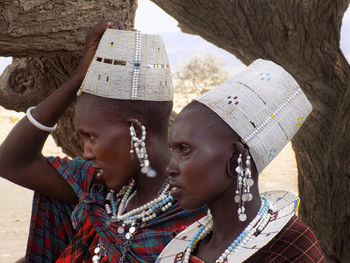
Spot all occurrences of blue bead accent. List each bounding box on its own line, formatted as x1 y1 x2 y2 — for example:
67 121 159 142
134 61 141 69
110 194 117 215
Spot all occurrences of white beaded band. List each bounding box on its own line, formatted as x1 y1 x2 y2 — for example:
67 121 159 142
26 107 58 132
131 31 142 99
243 88 302 143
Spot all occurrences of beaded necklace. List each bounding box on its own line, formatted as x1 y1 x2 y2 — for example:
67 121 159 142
93 178 174 263
183 196 273 263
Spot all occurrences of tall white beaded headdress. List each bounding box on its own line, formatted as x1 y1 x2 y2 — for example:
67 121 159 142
77 28 173 101
195 59 312 175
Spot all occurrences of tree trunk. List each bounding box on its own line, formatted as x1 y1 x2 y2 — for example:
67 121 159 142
0 0 137 56
149 0 350 262
0 55 83 156
0 0 137 157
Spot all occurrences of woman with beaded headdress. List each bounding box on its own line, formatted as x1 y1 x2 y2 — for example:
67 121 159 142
0 21 205 262
157 60 327 263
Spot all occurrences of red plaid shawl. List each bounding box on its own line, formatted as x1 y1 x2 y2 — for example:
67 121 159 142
184 216 326 263
25 157 206 262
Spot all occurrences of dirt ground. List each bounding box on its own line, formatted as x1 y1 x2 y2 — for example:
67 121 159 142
0 106 298 263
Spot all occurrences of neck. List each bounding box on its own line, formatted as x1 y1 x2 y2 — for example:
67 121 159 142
128 133 170 209
197 186 261 262
194 184 262 262
209 185 261 242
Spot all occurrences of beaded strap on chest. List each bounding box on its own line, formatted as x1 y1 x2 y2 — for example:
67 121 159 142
182 197 273 263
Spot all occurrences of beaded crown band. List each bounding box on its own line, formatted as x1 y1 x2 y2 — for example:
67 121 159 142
78 29 173 101
195 59 312 174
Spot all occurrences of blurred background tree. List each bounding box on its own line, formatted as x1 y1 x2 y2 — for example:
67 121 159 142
173 53 231 111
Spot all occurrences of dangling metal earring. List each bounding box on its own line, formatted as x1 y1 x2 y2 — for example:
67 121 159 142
243 156 254 202
234 154 254 222
129 123 157 178
129 133 134 159
234 154 246 221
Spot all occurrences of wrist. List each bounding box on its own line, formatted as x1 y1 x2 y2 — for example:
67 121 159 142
69 67 87 86
73 65 87 79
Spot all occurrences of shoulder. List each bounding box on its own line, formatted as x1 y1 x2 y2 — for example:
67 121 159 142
251 216 326 262
241 191 326 263
47 156 92 172
276 215 318 242
46 156 95 195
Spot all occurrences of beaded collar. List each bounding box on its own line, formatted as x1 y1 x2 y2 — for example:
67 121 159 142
156 190 299 263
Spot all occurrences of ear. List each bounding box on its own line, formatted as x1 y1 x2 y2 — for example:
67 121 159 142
127 118 141 126
226 141 249 178
127 118 143 137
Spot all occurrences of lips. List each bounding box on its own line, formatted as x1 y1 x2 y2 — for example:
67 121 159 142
169 180 183 198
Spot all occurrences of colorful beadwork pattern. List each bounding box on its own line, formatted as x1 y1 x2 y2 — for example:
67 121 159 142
156 191 300 263
131 31 142 99
268 148 277 160
260 72 271 81
227 96 239 105
297 116 304 126
78 29 173 101
195 59 312 175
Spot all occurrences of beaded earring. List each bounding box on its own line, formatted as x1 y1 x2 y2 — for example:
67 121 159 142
234 154 254 221
129 123 157 178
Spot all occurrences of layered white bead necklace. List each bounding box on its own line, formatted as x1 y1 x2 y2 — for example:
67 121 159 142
108 179 173 237
182 196 273 263
93 178 174 263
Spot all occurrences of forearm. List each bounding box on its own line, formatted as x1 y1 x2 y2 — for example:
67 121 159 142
0 70 84 173
32 69 84 126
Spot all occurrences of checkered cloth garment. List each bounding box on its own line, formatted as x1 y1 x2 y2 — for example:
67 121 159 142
25 157 206 262
183 216 326 263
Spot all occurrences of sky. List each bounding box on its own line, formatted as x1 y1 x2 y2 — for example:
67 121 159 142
1 0 350 74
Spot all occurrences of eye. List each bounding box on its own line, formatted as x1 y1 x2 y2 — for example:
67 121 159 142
179 143 191 155
81 132 96 143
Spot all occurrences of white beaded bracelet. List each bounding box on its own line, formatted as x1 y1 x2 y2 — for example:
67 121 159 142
26 107 58 132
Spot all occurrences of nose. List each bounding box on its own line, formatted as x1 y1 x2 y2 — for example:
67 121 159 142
166 156 180 177
82 142 94 161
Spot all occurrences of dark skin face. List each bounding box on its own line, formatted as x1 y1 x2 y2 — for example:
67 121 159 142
167 102 261 262
75 93 139 191
167 104 240 210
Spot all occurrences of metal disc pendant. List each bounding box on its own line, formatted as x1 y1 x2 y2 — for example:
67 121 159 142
234 195 240 203
141 166 150 174
146 169 157 178
94 246 100 254
239 213 247 222
125 232 132 240
247 178 254 186
247 193 253 201
129 226 136 234
117 226 125 234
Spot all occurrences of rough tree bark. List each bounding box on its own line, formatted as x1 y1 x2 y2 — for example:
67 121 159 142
149 0 350 262
0 0 136 56
0 0 137 156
